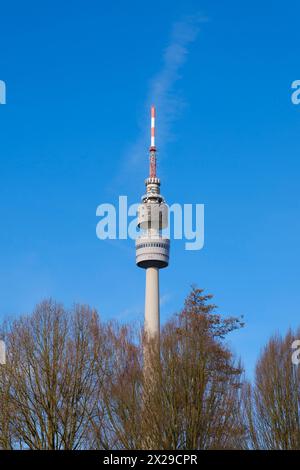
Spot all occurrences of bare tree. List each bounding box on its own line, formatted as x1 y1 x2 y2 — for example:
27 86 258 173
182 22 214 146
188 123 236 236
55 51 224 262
0 358 16 449
90 322 143 449
0 300 106 449
244 329 300 449
142 287 245 449
95 287 245 450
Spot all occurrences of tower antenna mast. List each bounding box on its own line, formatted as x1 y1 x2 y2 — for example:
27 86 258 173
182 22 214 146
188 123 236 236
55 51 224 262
149 105 157 178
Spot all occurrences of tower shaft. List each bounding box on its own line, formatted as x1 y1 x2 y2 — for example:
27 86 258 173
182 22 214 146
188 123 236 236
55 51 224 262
144 267 160 341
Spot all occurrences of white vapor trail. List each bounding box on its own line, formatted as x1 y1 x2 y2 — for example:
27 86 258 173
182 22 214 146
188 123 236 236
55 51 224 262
147 14 205 148
112 14 206 190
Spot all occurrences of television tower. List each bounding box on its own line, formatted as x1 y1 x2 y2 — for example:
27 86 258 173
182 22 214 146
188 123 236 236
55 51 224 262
136 106 170 346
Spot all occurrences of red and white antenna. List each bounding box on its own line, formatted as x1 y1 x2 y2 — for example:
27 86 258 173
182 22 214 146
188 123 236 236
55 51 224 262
149 105 157 178
151 105 156 148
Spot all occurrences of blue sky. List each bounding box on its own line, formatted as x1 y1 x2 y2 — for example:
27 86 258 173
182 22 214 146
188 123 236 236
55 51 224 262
1 0 300 379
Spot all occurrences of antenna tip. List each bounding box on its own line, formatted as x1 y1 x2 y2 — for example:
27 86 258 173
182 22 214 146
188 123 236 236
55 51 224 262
151 105 156 118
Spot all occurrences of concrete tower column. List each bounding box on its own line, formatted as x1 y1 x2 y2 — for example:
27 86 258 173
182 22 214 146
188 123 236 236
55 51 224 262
144 267 160 342
135 106 170 372
135 106 169 448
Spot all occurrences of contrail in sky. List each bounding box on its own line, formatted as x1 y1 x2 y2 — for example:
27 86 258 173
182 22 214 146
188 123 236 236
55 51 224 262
113 13 206 188
147 14 205 148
